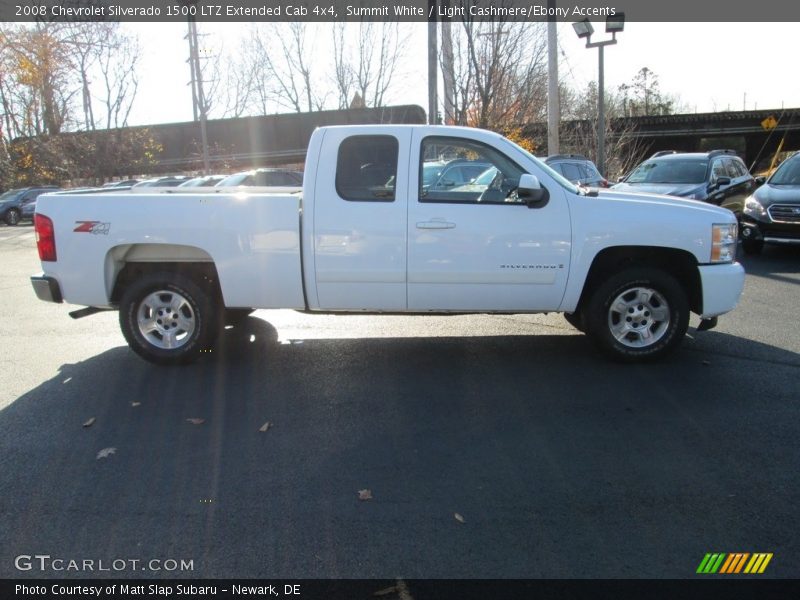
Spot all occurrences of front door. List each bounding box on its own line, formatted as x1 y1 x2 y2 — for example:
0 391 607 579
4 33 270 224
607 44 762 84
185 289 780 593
407 132 572 312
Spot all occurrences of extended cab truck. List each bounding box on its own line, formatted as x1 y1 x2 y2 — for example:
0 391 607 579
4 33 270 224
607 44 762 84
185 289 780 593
30 125 745 365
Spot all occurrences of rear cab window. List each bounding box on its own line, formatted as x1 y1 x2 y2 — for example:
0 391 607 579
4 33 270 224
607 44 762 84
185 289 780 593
335 135 398 201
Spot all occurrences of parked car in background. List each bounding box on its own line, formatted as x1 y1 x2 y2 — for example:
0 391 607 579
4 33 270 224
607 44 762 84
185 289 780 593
102 179 140 189
177 175 226 187
216 168 303 188
544 154 608 187
422 159 492 192
735 151 800 254
132 176 192 189
613 150 756 210
0 186 60 225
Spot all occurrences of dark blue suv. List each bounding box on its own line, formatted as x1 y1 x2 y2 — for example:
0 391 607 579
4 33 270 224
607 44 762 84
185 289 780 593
612 150 755 209
0 186 60 225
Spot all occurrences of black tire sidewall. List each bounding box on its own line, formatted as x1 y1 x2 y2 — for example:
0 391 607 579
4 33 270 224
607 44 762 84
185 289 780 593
586 268 689 362
5 209 20 225
563 311 585 332
119 272 215 365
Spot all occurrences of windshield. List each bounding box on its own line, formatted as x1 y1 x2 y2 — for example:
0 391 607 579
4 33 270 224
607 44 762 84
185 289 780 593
216 173 251 186
626 159 708 184
422 163 445 186
768 155 800 186
473 167 498 186
0 189 23 201
504 140 580 194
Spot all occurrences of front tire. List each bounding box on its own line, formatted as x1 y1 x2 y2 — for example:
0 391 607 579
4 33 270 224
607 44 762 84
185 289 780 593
563 311 585 332
585 268 689 362
119 272 217 365
4 208 21 226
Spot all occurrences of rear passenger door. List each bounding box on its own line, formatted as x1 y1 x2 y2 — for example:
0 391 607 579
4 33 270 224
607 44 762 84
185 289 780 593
312 129 411 311
21 189 43 217
719 158 755 216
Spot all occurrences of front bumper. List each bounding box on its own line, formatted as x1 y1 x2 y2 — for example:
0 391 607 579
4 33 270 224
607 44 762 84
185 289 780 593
740 216 800 245
31 274 63 303
698 263 745 318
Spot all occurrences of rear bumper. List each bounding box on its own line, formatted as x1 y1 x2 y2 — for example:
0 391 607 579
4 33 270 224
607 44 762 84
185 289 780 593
698 263 744 318
31 274 63 303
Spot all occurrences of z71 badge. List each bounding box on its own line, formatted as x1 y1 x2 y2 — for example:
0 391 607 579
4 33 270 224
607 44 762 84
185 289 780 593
74 221 111 235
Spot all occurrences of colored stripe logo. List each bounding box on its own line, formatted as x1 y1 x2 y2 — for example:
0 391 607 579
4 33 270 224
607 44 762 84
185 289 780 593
696 553 773 574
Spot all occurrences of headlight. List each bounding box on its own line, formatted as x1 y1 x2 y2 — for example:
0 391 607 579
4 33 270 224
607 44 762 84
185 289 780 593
743 196 768 219
711 223 737 263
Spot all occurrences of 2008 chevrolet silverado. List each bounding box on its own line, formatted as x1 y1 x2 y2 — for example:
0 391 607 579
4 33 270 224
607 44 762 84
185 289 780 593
30 125 745 364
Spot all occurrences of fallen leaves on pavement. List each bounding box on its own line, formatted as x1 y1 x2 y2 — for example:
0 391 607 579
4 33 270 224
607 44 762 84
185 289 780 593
358 489 373 501
82 417 96 428
186 418 205 425
96 447 116 460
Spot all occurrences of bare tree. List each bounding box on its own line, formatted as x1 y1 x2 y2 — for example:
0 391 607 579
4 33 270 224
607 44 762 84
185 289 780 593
238 23 325 114
442 10 548 131
332 23 407 109
95 26 141 129
559 81 648 179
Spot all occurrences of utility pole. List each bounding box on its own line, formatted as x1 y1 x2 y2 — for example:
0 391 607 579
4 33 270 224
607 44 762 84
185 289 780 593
186 16 210 174
547 0 560 155
441 0 455 125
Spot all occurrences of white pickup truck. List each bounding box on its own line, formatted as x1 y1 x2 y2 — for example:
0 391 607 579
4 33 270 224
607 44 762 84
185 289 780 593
31 125 745 364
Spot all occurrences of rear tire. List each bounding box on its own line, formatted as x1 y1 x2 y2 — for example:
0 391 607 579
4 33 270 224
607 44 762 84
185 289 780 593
119 272 217 365
585 267 689 362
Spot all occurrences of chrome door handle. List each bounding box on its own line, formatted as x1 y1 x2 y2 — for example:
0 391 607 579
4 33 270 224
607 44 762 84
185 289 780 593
416 220 456 229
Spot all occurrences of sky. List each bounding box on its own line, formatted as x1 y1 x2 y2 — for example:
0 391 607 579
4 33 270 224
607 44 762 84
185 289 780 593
126 22 800 127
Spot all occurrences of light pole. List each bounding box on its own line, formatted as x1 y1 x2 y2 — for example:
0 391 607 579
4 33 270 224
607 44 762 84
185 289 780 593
428 0 438 125
572 14 624 176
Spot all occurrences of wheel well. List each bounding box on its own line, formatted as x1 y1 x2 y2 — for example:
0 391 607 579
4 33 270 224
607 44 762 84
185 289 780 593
110 262 222 305
576 246 702 315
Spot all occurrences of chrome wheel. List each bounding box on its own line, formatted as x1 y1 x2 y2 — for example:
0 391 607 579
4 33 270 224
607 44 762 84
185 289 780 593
136 289 196 350
5 209 20 225
607 286 670 349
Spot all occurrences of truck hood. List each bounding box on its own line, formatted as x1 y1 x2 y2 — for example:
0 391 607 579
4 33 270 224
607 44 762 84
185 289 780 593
752 183 800 207
592 188 735 220
611 182 703 198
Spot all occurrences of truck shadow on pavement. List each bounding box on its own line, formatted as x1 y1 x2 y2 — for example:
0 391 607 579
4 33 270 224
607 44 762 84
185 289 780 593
0 317 798 579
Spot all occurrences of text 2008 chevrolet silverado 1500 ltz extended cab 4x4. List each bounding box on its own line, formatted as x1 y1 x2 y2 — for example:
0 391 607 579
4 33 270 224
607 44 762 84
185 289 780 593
30 125 745 365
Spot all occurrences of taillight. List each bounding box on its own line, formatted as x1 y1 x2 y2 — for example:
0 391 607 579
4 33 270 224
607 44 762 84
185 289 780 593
35 213 57 261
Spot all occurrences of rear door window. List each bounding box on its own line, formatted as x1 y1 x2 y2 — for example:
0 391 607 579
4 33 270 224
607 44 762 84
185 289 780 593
336 135 398 201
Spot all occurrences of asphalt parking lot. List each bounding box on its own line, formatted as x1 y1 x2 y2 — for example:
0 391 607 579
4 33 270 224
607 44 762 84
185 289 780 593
0 223 798 580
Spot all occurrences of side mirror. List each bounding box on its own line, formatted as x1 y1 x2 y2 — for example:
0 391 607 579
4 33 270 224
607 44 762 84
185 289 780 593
518 174 550 208
711 176 731 190
754 176 766 186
